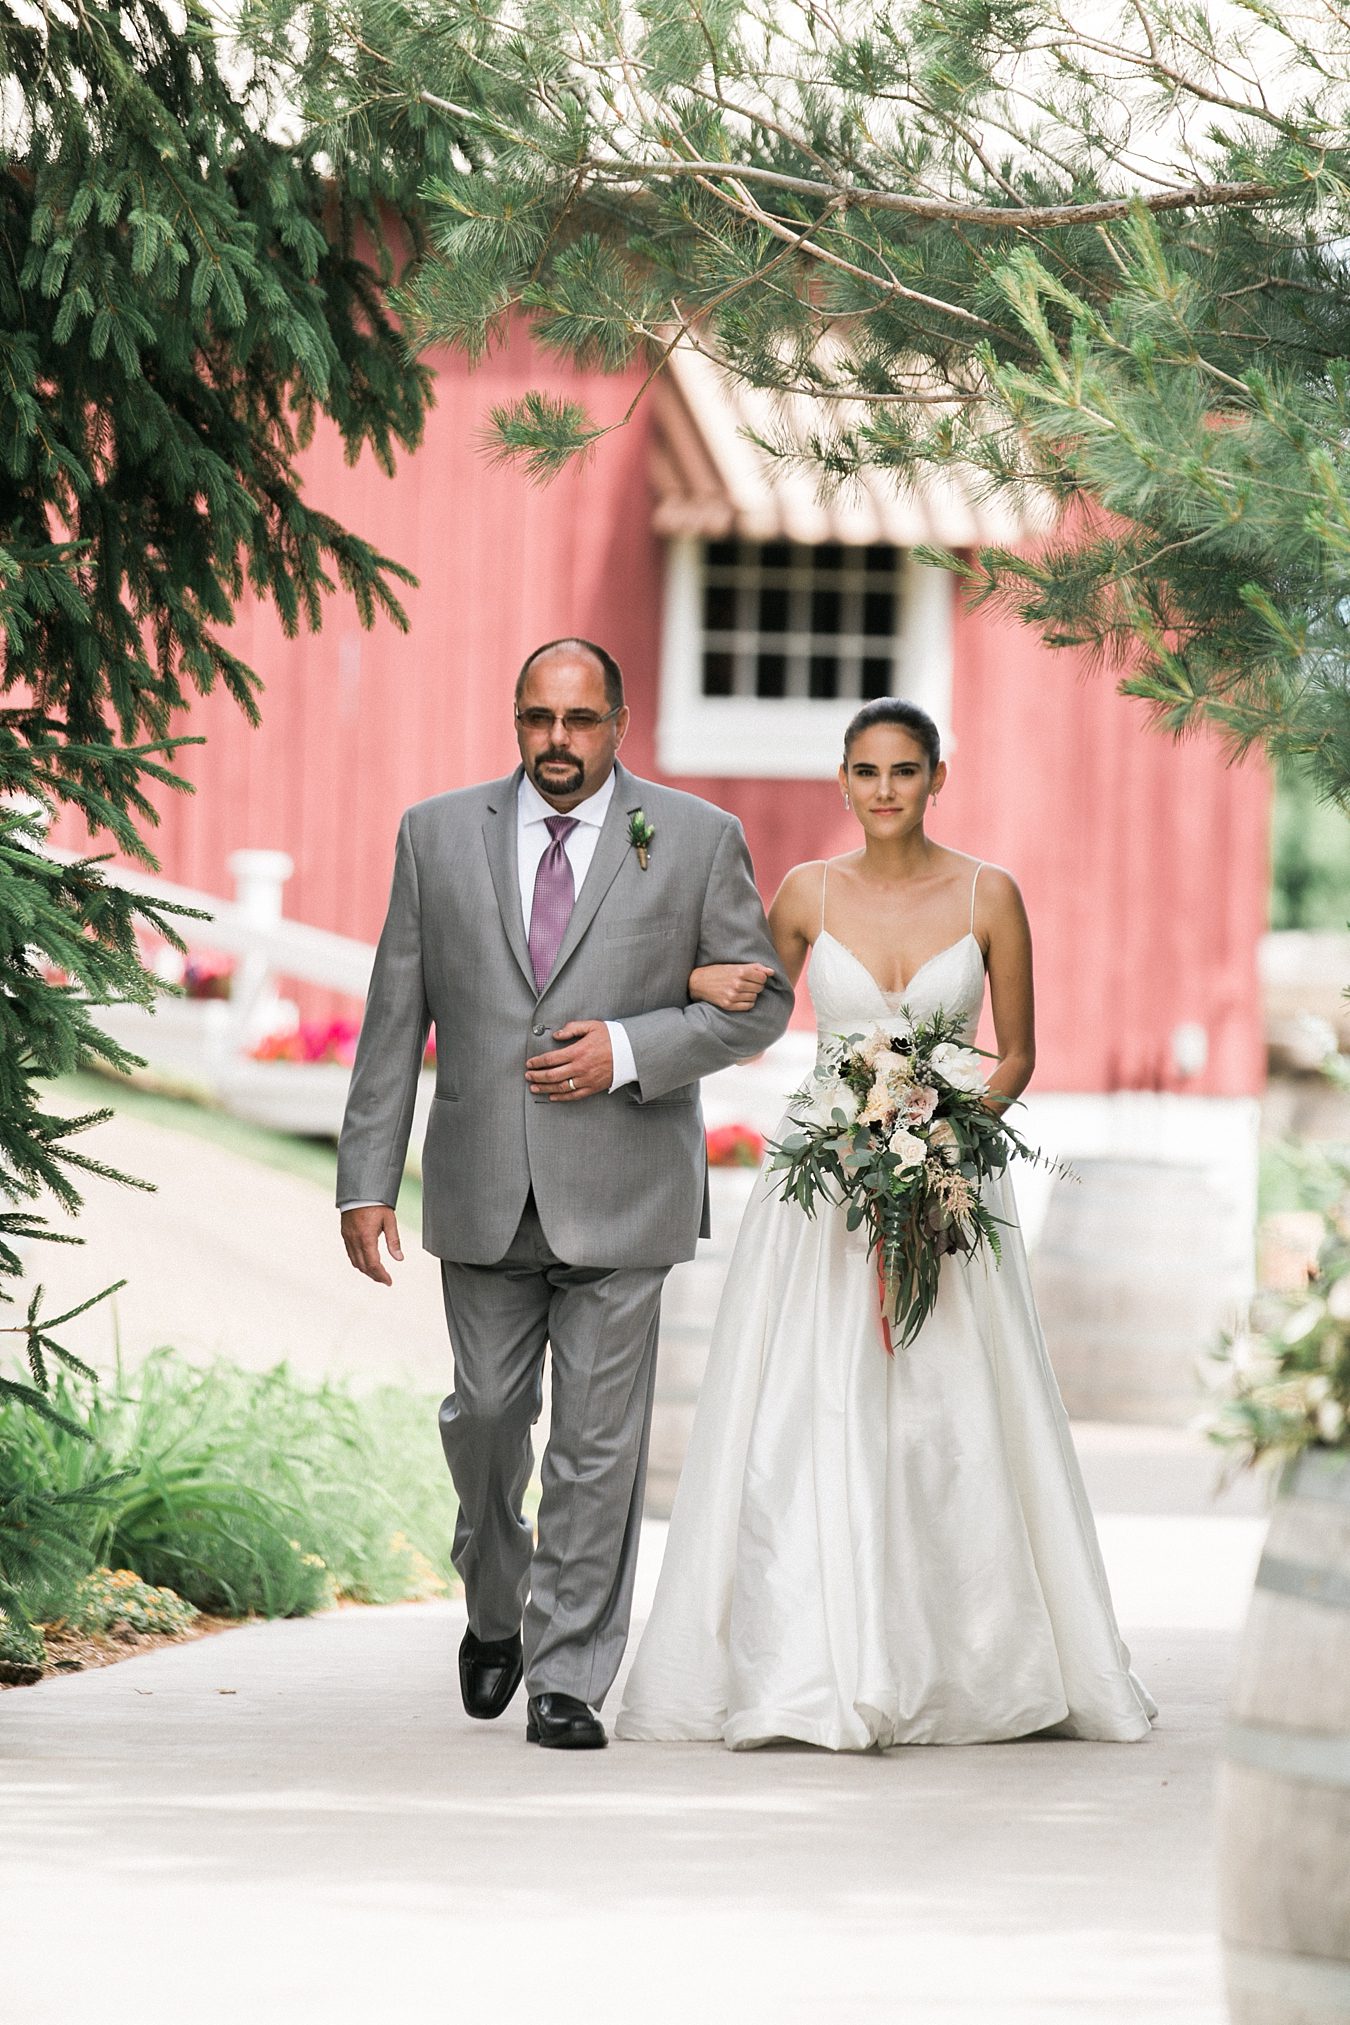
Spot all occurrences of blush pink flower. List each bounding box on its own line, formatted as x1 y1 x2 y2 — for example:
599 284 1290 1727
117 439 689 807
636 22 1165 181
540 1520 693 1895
901 1083 939 1127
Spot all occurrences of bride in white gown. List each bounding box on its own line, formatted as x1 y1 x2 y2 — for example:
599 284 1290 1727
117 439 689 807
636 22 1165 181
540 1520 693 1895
616 698 1156 1752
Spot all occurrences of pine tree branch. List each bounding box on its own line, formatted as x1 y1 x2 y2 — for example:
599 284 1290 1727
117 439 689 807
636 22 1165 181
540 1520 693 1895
579 158 1282 227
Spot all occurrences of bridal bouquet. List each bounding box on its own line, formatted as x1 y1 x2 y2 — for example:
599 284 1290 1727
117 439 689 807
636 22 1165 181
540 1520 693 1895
768 1012 1044 1352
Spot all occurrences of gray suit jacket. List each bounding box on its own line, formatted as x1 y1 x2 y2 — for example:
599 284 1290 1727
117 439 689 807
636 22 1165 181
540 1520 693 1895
336 761 794 1268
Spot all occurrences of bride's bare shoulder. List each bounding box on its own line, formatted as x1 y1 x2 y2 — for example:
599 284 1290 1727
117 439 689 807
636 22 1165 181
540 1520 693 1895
771 859 833 933
972 858 1021 898
777 858 828 898
964 858 1027 936
945 847 1018 892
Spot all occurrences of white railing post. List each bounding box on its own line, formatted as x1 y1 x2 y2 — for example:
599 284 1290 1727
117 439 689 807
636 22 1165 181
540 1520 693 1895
224 849 296 1055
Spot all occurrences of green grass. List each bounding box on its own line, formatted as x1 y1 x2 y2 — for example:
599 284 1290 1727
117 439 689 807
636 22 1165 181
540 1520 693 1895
1 1348 458 1623
52 1070 424 1223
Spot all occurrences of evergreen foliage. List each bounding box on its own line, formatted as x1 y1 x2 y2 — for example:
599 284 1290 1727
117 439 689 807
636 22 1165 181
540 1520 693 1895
262 0 1350 795
0 1 431 1466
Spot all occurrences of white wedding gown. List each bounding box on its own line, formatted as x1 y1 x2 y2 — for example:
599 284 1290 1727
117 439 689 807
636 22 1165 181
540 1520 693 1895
617 882 1157 1751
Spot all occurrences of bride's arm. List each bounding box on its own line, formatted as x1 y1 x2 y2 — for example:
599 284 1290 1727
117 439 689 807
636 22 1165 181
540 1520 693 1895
765 863 818 990
980 868 1036 1110
687 961 774 1011
688 862 818 1007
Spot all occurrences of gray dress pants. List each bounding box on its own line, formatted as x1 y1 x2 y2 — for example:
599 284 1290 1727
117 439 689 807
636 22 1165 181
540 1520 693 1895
438 1194 667 1708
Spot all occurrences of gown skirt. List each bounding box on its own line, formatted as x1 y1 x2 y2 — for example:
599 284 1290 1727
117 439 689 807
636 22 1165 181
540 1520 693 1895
616 923 1157 1752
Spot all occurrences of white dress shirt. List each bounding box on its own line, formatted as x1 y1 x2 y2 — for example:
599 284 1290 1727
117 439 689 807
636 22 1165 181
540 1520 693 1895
339 767 636 1212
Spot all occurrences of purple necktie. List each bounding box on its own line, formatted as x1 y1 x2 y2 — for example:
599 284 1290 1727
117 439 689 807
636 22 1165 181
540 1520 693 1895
528 815 580 990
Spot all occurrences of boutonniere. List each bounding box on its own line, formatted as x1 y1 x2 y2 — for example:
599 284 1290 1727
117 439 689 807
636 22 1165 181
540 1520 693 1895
628 809 655 871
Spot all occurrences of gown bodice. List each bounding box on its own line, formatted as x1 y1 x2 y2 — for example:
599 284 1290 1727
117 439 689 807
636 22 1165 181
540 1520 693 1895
807 929 986 1046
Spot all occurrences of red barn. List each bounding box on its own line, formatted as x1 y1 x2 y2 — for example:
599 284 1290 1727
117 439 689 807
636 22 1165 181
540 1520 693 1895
60 323 1270 1423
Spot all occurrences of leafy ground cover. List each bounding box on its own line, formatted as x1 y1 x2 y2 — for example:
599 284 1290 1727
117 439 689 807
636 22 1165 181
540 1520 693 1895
1 1348 460 1685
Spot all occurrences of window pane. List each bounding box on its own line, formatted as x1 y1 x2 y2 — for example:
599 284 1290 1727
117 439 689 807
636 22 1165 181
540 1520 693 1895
755 652 788 698
864 544 897 573
862 590 895 636
703 650 734 697
761 541 792 570
704 582 737 631
861 656 891 698
809 586 842 634
808 655 839 699
707 539 740 567
758 584 790 632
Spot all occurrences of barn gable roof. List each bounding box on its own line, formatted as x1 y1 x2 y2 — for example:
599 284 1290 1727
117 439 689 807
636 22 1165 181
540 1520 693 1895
649 344 1036 549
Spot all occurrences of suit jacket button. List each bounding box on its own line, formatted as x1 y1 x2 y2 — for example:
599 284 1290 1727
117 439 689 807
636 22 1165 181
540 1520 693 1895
532 1024 546 1036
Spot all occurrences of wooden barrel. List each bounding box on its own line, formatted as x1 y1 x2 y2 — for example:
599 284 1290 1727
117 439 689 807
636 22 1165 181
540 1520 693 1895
1218 1446 1350 2021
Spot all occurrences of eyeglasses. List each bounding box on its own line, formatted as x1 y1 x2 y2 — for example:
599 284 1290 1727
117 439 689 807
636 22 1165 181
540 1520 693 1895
514 706 623 736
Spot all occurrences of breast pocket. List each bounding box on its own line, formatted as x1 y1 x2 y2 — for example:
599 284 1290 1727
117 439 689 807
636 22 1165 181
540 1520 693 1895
603 919 669 945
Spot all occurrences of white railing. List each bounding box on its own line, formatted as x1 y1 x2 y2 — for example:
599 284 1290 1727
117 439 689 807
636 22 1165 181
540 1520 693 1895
44 844 374 1054
37 844 383 1133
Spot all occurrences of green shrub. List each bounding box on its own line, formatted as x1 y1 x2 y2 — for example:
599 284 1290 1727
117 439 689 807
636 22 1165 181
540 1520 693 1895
0 1607 46 1670
63 1567 199 1637
0 1350 458 1622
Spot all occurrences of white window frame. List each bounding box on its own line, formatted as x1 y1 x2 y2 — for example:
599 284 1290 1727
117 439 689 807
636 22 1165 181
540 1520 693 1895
657 537 955 779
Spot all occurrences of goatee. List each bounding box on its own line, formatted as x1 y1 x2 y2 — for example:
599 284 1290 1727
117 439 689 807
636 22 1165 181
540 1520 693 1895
532 752 585 796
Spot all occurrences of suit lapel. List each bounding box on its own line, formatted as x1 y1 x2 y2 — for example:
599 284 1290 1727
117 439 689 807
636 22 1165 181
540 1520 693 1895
547 762 644 985
481 769 537 993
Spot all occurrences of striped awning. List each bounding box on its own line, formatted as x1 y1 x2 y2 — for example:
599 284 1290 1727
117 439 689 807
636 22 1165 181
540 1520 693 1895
650 344 1037 549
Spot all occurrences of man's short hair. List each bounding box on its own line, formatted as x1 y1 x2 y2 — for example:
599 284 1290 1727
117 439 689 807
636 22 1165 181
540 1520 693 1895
516 638 624 713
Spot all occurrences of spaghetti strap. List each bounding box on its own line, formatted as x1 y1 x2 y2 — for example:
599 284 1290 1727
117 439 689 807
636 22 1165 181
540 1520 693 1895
820 861 829 939
970 862 984 936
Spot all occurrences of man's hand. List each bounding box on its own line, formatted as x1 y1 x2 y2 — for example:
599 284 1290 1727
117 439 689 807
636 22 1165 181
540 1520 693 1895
341 1205 404 1285
689 962 775 1012
525 1019 614 1102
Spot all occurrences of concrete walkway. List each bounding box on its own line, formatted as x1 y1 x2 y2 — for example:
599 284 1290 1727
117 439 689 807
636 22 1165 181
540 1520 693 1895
9 1083 1269 2020
30 1083 450 1386
3 1477 1266 2025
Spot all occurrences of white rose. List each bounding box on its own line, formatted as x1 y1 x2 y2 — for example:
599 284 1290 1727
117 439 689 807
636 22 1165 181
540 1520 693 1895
1316 1396 1347 1443
859 1028 896 1068
929 1042 987 1094
888 1126 926 1170
800 1076 860 1129
1226 1329 1273 1379
1281 1302 1324 1345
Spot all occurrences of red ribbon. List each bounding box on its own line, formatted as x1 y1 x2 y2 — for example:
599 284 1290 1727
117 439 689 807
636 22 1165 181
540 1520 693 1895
877 1263 895 1357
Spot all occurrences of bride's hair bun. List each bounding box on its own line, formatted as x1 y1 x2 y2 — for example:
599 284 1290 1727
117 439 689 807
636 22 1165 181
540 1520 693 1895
843 698 941 769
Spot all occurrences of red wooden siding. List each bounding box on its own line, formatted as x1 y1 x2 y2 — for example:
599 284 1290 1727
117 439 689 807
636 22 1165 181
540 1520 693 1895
53 327 1269 1097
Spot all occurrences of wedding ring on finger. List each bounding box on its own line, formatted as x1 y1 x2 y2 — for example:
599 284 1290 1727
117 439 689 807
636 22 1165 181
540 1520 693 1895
568 1076 576 1091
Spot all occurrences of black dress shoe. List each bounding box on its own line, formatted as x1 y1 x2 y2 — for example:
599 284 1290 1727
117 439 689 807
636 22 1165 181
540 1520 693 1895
459 1627 523 1720
525 1692 608 1750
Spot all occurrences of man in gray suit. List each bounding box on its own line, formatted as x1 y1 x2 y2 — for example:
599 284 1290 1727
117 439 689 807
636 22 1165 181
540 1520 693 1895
338 639 792 1749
